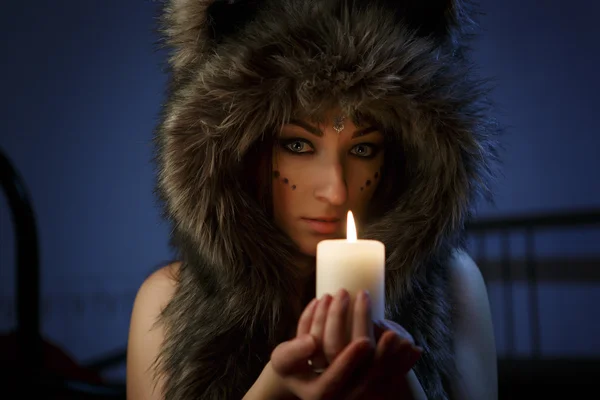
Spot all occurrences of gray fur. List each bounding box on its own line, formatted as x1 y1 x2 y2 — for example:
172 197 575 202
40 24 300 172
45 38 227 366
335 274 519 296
152 0 500 398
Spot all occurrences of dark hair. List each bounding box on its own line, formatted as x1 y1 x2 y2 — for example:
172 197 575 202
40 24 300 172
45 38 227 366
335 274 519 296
365 132 407 222
242 133 275 217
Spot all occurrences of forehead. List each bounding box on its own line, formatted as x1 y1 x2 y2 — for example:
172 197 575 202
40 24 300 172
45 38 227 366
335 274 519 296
289 108 378 128
283 119 381 140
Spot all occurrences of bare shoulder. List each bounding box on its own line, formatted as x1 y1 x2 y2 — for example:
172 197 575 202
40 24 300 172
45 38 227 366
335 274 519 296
447 249 498 399
126 262 182 400
139 262 180 299
130 263 180 330
447 248 492 332
447 249 487 303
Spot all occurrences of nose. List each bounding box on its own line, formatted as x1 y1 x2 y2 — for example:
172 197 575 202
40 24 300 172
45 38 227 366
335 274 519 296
313 163 348 206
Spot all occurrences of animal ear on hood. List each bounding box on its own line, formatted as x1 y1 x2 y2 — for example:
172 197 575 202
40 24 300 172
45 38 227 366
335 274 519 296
385 0 474 41
158 0 477 76
206 0 262 43
158 0 262 76
388 0 478 44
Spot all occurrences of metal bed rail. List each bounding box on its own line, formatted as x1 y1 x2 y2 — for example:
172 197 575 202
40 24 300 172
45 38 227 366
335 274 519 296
466 208 600 359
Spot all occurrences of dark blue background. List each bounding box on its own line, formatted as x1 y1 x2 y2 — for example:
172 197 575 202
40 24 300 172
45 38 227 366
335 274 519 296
1 0 598 381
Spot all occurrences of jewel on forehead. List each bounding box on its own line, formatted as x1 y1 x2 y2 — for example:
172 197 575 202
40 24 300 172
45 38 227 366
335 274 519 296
333 115 345 133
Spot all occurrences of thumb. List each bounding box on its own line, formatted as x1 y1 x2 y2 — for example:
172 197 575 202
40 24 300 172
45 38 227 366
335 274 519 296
271 334 317 376
374 319 415 344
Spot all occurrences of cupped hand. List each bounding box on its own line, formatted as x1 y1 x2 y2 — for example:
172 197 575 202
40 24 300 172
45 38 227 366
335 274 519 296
270 297 375 400
348 319 424 399
270 292 424 400
280 290 423 399
303 289 375 370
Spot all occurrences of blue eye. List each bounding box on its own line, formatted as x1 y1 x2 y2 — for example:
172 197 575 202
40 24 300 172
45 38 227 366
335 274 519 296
280 138 314 154
350 144 379 158
278 138 380 158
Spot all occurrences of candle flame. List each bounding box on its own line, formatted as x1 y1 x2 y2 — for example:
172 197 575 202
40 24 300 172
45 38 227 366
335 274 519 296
347 211 357 242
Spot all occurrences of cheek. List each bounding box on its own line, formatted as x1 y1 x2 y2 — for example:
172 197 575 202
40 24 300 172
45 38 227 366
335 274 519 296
272 169 290 221
271 156 308 223
347 162 383 209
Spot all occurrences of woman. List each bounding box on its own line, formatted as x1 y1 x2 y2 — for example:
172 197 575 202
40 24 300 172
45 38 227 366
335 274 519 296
127 0 499 399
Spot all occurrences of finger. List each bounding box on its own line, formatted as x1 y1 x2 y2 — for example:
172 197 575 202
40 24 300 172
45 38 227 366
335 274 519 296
271 334 317 377
309 294 333 368
373 319 386 340
341 332 396 400
372 331 423 382
351 290 375 343
403 342 424 372
374 319 415 344
343 318 397 400
318 338 374 398
296 298 319 337
343 331 414 400
323 329 406 400
310 294 332 338
368 330 399 380
373 320 423 367
323 289 350 363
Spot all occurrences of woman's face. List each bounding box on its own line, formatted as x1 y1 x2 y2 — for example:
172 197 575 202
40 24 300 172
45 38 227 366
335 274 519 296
272 111 385 257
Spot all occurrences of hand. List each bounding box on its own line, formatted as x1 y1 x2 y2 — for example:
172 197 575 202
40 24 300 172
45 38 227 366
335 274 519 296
293 290 423 399
353 319 424 399
306 289 374 370
269 297 375 400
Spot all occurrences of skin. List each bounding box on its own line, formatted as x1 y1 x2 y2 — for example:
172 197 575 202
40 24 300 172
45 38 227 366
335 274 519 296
259 251 498 400
256 111 425 399
126 257 497 400
266 289 426 400
262 112 496 399
126 113 498 400
272 110 385 258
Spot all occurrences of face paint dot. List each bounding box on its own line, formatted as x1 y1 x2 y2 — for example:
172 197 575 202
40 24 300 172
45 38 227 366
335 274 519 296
291 185 296 190
366 180 371 186
360 187 364 191
273 170 280 179
283 178 289 184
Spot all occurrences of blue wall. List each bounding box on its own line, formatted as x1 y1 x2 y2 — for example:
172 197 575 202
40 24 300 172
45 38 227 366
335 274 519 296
1 0 598 381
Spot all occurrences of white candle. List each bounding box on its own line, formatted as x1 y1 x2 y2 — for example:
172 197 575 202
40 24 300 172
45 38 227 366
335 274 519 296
316 211 385 321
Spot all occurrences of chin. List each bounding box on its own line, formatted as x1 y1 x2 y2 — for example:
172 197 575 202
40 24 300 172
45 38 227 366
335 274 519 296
296 239 318 258
295 233 343 258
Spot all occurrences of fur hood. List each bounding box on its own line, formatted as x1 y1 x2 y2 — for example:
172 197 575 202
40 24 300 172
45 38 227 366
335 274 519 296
152 0 499 398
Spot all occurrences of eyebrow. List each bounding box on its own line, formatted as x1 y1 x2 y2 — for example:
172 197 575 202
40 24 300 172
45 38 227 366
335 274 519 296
287 119 378 138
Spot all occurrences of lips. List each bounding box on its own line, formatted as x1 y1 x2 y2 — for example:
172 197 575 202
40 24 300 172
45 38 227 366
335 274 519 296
302 217 342 234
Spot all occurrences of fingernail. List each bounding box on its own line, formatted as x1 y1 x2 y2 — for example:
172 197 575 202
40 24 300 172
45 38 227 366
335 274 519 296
340 291 349 309
362 290 370 303
409 347 423 366
375 319 390 329
311 299 320 311
398 338 411 347
319 294 332 304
